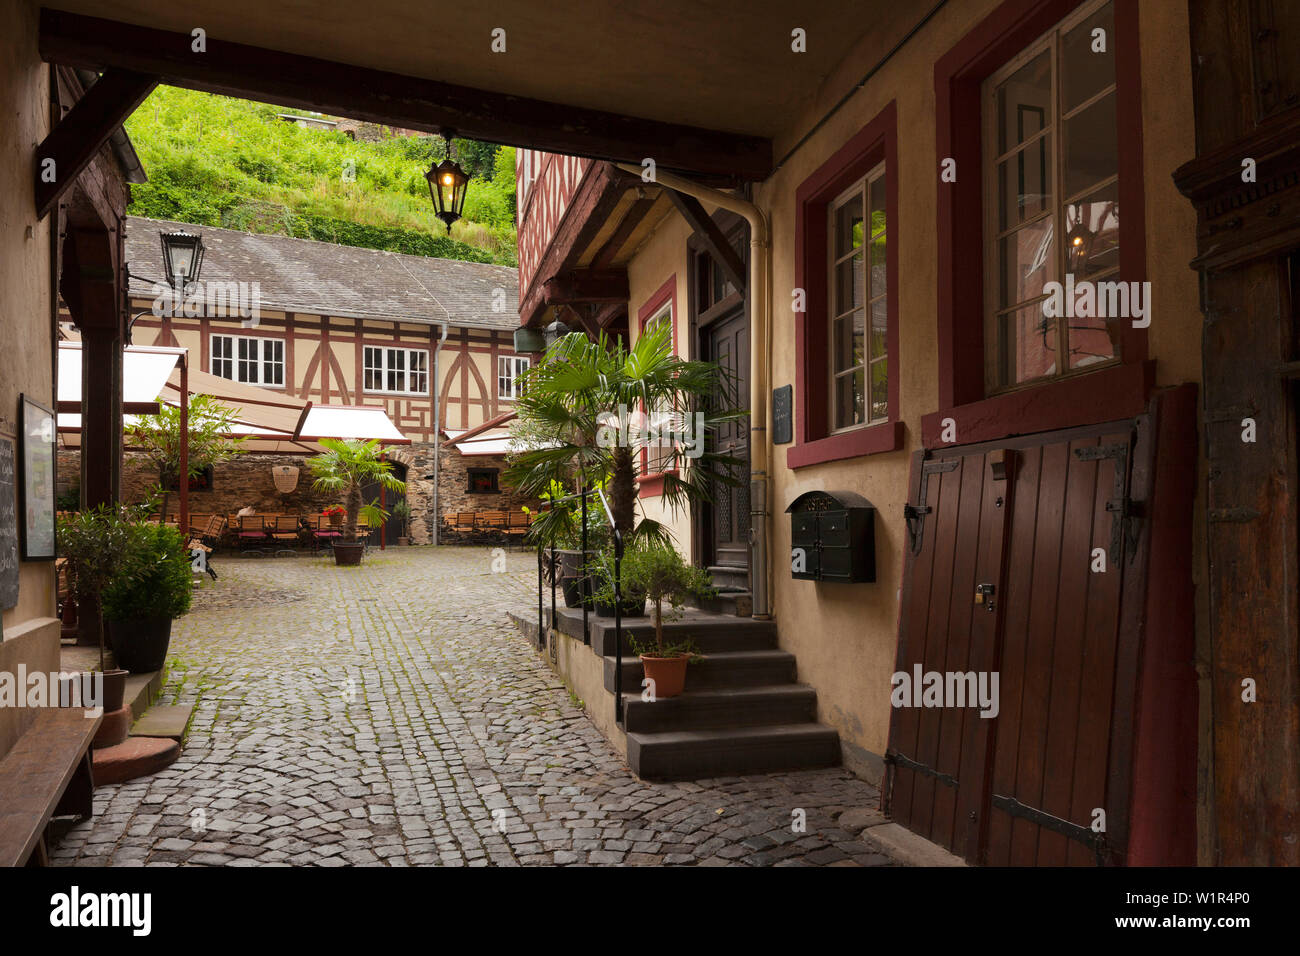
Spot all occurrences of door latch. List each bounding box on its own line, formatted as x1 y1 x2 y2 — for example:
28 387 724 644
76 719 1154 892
975 583 995 611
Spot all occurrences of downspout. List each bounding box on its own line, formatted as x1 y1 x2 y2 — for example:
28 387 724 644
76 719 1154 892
431 321 449 546
615 165 773 619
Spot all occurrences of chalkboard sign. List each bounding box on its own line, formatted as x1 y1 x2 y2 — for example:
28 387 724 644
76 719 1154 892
772 385 793 445
0 437 19 609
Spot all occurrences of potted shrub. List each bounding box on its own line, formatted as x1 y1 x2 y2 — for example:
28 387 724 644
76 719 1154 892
621 545 716 698
102 523 194 673
308 439 405 566
391 499 413 546
525 480 607 609
587 546 648 619
55 507 134 711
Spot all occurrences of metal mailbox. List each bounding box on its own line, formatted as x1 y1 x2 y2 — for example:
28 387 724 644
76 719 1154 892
786 490 876 583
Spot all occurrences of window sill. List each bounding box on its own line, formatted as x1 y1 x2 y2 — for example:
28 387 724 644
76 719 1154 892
787 420 905 469
637 469 678 498
920 361 1155 448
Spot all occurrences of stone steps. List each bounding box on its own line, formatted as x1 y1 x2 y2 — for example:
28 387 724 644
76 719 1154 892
621 684 818 733
519 603 841 781
627 723 841 781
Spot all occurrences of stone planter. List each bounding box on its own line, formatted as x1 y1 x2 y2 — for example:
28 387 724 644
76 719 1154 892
593 594 648 618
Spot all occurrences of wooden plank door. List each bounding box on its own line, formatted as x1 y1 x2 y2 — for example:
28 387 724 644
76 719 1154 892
887 422 1139 865
886 447 1012 857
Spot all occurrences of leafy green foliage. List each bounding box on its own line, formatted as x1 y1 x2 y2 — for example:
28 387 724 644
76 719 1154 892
125 87 518 265
102 524 194 622
307 438 406 542
126 394 246 523
592 544 714 657
506 321 748 545
56 503 158 669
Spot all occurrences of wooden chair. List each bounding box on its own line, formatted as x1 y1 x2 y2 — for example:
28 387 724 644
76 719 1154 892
478 510 507 529
505 511 530 536
237 515 268 556
270 515 302 557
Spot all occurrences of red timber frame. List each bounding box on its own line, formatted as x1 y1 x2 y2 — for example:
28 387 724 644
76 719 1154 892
925 0 1149 448
636 276 678 498
789 101 904 469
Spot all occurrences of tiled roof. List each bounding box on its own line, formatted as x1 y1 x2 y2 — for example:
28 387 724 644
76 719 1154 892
125 216 519 331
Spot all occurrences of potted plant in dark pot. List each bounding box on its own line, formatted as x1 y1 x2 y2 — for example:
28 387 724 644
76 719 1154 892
525 480 607 609
102 522 194 673
587 545 649 619
55 507 134 711
621 545 715 698
308 439 405 566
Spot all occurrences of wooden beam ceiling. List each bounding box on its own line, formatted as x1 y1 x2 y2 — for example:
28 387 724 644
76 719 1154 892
36 67 157 219
664 188 746 291
38 8 772 182
542 269 630 307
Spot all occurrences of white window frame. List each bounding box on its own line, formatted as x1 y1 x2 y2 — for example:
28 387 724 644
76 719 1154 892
364 346 429 396
827 163 888 433
497 355 530 401
980 0 1119 394
210 333 284 387
640 308 676 476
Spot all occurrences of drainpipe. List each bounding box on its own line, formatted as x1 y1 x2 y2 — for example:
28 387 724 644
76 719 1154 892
431 321 449 545
615 165 773 620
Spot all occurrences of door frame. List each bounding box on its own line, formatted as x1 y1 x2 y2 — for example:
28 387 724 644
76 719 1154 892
687 210 750 574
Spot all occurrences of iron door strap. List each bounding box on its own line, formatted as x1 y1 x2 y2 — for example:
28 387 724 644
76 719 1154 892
991 793 1108 866
905 457 959 554
885 749 958 789
1073 442 1138 565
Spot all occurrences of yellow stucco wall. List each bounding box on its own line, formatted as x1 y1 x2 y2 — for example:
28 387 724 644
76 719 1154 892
622 0 1203 780
0 0 57 638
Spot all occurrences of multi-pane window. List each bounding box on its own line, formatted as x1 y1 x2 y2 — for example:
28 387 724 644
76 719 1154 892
641 312 676 476
211 334 284 387
983 0 1118 391
364 346 428 395
828 163 888 430
498 355 529 400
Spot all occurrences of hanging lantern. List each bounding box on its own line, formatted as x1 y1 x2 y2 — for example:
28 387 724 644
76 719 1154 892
426 131 469 229
271 465 300 494
159 230 205 290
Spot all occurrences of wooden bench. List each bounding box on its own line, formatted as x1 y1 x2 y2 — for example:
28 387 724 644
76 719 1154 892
0 706 103 866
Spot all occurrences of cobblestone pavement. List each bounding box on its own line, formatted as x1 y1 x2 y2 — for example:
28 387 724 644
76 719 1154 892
52 547 898 867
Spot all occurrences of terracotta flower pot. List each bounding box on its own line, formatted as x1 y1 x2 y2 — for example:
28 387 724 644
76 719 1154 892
333 541 365 566
640 654 689 699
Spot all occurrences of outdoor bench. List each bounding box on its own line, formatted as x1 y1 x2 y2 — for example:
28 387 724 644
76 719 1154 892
0 705 103 866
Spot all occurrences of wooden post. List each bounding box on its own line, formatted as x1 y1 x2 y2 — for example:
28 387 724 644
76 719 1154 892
178 356 189 536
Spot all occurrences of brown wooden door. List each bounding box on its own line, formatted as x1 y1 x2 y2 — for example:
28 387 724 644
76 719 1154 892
703 307 749 572
886 421 1140 865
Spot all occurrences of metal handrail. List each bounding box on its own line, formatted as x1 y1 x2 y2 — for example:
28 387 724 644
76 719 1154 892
531 485 624 726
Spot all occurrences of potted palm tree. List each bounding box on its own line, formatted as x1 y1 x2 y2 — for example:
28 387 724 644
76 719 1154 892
506 322 747 548
307 439 405 566
102 523 193 673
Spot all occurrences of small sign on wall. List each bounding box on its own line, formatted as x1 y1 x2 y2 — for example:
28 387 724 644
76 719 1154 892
772 385 793 445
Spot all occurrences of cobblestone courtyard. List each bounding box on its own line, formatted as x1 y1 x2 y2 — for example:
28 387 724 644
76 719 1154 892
52 547 896 866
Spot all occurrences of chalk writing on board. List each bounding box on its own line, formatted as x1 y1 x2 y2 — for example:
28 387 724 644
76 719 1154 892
0 438 19 609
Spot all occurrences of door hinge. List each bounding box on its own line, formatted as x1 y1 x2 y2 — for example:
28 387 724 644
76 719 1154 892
1074 443 1138 565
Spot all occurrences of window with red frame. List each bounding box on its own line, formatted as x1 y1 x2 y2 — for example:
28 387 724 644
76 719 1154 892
983 0 1119 391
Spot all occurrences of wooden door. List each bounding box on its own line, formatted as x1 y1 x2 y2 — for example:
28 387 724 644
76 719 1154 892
886 420 1141 865
363 461 408 546
703 307 749 572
